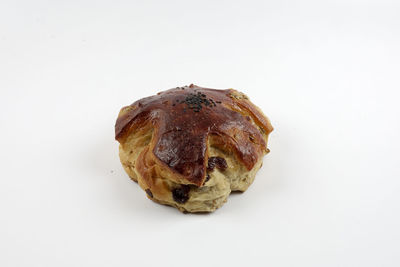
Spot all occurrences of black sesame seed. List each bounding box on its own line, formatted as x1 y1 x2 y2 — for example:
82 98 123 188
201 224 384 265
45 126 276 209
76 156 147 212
180 92 220 113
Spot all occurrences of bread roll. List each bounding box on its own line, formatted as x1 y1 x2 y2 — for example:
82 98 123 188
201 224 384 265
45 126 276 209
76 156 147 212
115 84 273 213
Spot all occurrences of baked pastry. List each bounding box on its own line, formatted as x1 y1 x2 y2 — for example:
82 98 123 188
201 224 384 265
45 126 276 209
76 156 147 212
115 84 273 213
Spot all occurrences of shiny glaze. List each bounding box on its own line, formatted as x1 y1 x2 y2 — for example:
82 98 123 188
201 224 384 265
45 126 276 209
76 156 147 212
115 85 272 186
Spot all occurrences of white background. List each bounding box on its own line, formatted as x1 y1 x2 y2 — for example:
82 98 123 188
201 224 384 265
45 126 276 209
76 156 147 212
1 0 399 266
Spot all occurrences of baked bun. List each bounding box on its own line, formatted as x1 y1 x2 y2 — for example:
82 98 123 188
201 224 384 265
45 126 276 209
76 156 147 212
115 84 273 213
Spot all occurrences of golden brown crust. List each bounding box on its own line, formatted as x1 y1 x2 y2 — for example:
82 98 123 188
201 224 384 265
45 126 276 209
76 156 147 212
115 84 273 187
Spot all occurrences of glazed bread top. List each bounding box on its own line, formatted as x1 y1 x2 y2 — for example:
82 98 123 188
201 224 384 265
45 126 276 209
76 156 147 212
115 84 273 186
